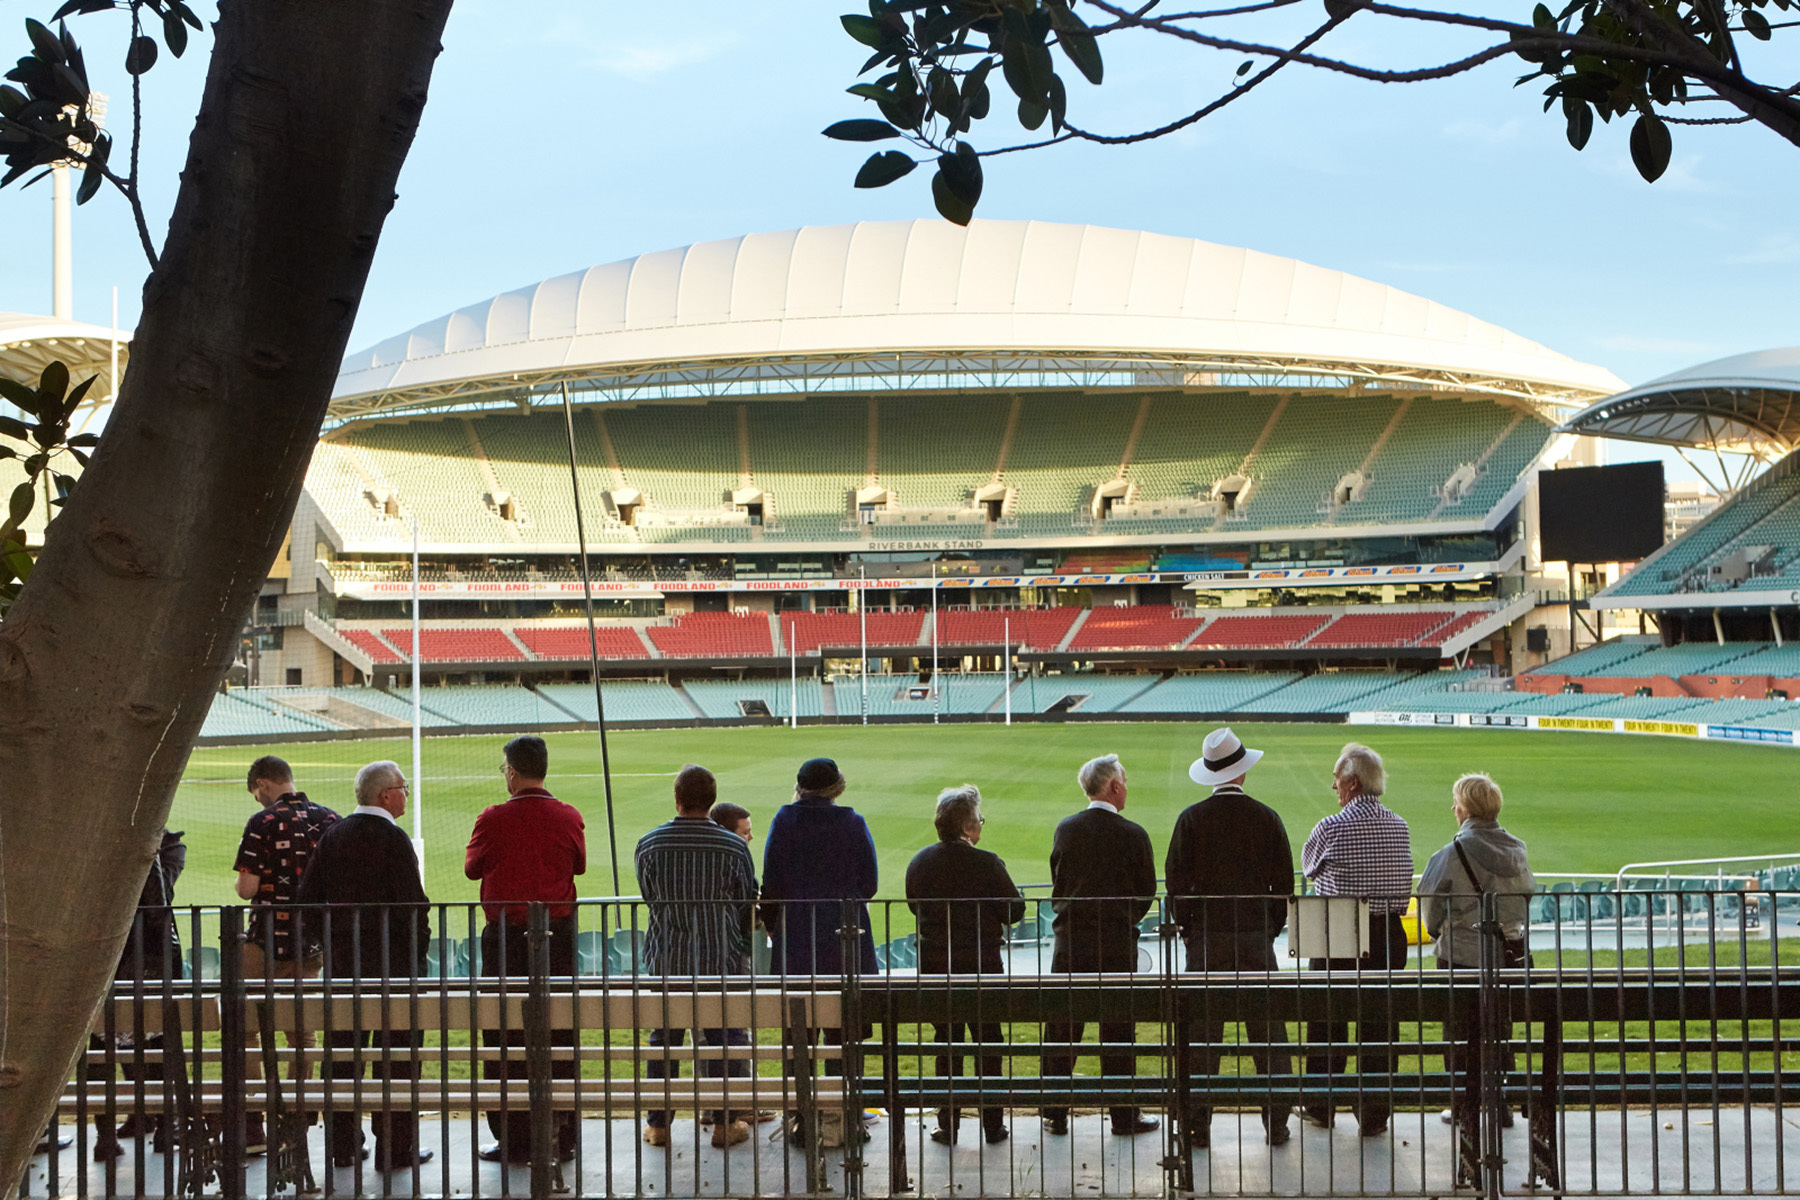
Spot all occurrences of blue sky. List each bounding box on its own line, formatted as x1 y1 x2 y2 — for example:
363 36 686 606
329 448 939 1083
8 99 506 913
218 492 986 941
3 0 1795 476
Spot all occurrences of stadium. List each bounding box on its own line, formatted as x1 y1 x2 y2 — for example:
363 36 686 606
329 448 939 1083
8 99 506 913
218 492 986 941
12 222 1800 1200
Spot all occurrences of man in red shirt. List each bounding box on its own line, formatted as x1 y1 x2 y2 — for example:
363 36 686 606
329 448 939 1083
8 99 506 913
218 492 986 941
464 735 586 1165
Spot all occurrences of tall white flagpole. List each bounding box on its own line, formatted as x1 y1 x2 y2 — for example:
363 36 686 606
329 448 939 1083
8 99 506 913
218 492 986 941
1003 616 1012 727
410 517 424 878
931 563 939 725
859 564 869 726
789 618 798 730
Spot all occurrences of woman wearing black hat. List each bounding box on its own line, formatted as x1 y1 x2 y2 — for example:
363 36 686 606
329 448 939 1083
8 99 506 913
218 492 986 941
759 757 879 1146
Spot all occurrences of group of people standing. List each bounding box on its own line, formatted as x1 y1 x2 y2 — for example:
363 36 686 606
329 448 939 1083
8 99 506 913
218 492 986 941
79 727 1535 1169
635 728 1537 1156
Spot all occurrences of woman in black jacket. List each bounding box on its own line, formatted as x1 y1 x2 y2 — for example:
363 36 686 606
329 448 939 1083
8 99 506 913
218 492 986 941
904 785 1026 1146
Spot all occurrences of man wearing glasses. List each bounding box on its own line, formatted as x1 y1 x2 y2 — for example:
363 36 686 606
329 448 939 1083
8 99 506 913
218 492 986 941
464 735 587 1164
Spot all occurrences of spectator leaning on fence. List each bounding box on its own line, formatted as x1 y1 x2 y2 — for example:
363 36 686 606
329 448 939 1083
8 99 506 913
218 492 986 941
904 784 1026 1147
1042 753 1159 1139
233 754 340 1155
759 757 878 1148
296 760 432 1173
635 765 761 1151
1298 742 1414 1138
464 734 587 1165
1167 728 1295 1150
1419 771 1535 1173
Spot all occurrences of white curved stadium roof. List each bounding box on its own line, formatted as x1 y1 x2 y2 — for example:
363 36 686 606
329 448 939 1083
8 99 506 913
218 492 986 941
0 312 130 433
1563 346 1800 458
333 220 1623 422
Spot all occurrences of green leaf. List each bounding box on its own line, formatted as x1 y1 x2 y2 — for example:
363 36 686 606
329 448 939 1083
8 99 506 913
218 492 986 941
823 118 902 141
66 432 98 447
1629 112 1671 181
854 149 917 188
841 14 886 47
1564 98 1592 150
69 448 88 467
1048 71 1067 132
0 416 28 441
163 9 188 56
1049 7 1104 85
846 82 892 101
0 378 36 414
26 20 64 66
76 154 102 204
1236 59 1255 78
1741 8 1771 37
1018 96 1048 130
39 359 68 402
931 169 975 225
125 34 157 75
0 445 13 460
9 480 34 525
937 140 983 206
1532 3 1556 29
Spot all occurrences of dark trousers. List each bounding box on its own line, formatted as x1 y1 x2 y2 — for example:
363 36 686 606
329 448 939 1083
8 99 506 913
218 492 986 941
646 1027 748 1127
1182 934 1289 1133
933 1021 1006 1132
322 1029 421 1161
480 916 577 1159
1440 939 1528 1124
1305 912 1408 1125
1043 941 1142 1130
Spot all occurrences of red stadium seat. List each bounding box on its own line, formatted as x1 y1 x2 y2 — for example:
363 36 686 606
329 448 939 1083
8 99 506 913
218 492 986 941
779 611 923 655
1066 605 1205 651
515 625 649 660
1307 612 1451 648
342 628 404 664
1188 613 1333 649
381 627 524 663
645 612 774 658
934 607 1081 651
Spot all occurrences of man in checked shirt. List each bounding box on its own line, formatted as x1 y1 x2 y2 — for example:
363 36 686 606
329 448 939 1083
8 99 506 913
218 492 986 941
1297 742 1413 1138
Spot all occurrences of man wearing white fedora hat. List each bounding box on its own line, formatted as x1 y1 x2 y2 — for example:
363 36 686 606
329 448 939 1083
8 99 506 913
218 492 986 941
1166 728 1295 1151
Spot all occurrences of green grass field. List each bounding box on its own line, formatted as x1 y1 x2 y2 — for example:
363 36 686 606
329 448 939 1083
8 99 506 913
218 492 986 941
168 723 1799 912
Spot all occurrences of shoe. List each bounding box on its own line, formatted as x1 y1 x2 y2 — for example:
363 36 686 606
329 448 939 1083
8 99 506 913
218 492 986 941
477 1143 531 1165
984 1125 1010 1145
643 1124 671 1148
1359 1118 1389 1137
331 1148 370 1169
114 1114 150 1140
1440 1106 1515 1129
94 1137 123 1161
1266 1124 1291 1147
712 1120 751 1149
1113 1116 1160 1136
34 1134 73 1154
1298 1105 1334 1129
1042 1113 1069 1137
1185 1128 1211 1151
244 1115 267 1156
930 1126 957 1145
376 1148 432 1172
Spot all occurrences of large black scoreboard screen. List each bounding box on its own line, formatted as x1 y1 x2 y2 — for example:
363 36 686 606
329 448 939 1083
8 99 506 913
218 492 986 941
1539 461 1666 564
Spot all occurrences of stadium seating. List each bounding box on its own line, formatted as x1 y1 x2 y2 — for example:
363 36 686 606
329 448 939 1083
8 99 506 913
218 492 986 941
745 401 866 539
1307 612 1450 648
1233 670 1442 714
781 610 924 655
876 395 1011 510
302 686 459 727
645 612 774 657
1600 642 1766 677
1000 393 1140 530
1716 643 1800 676
342 628 404 664
1058 550 1154 573
1351 399 1520 523
1609 450 1800 597
934 607 1081 651
381 627 523 663
1116 672 1299 713
1124 391 1278 514
1526 638 1656 677
1232 394 1402 528
1428 610 1491 645
1067 605 1204 651
841 673 1012 716
406 684 578 727
683 677 825 720
515 625 650 660
1188 612 1332 649
200 691 340 738
1566 695 1711 720
534 680 696 723
1023 674 1163 713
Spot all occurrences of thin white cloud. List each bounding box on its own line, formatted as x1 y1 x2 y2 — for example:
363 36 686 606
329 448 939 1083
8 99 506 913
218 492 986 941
1727 234 1800 265
587 33 740 80
1593 334 1719 354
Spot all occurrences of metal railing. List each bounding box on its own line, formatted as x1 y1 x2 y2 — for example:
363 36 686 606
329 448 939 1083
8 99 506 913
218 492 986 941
26 891 1800 1200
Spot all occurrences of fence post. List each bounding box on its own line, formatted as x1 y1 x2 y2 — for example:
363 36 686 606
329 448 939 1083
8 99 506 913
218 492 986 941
218 906 247 1200
524 902 556 1199
1156 898 1193 1193
839 900 866 1200
1477 890 1504 1200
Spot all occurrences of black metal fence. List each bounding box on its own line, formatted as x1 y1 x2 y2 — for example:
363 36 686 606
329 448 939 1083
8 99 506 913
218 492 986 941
24 890 1800 1200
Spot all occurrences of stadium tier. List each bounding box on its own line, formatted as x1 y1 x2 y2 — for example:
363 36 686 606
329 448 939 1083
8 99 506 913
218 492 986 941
307 390 1552 551
644 611 774 658
380 627 523 663
342 628 404 664
1306 611 1453 648
1188 612 1332 650
534 680 695 723
1067 605 1203 651
934 607 1081 651
515 625 650 660
780 610 924 655
1115 671 1299 713
682 678 826 720
1604 449 1800 601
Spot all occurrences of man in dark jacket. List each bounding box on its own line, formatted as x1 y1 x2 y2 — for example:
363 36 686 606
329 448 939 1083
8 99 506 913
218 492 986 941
1042 754 1158 1137
905 784 1025 1146
296 760 432 1174
1167 728 1295 1150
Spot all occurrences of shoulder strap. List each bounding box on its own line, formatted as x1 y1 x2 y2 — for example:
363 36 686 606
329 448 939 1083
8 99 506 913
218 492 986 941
1451 838 1486 894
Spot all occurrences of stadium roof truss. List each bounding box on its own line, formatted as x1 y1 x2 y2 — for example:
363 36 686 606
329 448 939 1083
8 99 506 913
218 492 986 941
0 313 130 435
323 347 1591 430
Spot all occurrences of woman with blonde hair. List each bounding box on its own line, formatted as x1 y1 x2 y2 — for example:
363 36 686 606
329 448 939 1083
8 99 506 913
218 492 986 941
1418 772 1535 1185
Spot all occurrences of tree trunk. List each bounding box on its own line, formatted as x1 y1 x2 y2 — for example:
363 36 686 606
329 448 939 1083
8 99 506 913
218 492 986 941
0 0 451 1189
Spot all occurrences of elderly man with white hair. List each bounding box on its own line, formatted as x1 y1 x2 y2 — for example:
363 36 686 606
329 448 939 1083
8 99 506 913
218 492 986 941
1040 754 1159 1138
1297 742 1413 1138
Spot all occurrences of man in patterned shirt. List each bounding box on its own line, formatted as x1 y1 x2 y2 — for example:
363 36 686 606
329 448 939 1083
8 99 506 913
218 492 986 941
636 765 760 1150
1298 742 1412 1138
233 754 341 1152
